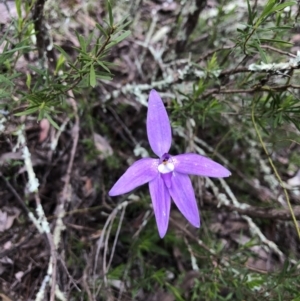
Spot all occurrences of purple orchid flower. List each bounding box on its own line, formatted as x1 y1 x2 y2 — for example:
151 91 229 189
109 89 231 238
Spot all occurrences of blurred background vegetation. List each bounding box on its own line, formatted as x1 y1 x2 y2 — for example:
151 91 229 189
1 0 300 300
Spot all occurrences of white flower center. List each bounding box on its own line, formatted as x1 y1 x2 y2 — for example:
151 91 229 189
158 161 174 174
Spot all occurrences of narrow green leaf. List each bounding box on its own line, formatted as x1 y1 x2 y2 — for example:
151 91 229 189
75 32 87 52
28 65 45 75
89 65 96 87
53 44 71 60
269 2 296 14
0 75 14 85
86 32 94 48
97 60 111 73
15 106 39 116
4 46 30 54
107 1 114 27
15 0 22 19
96 24 108 37
55 54 66 74
114 30 131 44
106 31 131 50
262 26 293 31
166 283 185 301
259 38 293 45
0 25 9 45
26 73 31 90
246 0 253 26
253 42 268 63
38 108 45 121
45 113 60 130
115 16 131 30
102 19 111 28
68 62 80 71
259 0 276 21
97 74 113 80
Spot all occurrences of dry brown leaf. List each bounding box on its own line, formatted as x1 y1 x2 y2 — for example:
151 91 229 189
0 208 20 232
83 177 94 197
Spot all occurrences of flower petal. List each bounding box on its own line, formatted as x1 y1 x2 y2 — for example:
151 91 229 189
168 172 200 227
173 153 231 178
161 172 172 188
149 175 171 238
109 158 159 196
147 89 172 157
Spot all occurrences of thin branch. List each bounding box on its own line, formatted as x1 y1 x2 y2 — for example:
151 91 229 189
260 45 296 58
196 45 234 62
50 90 80 301
205 196 300 220
0 172 31 215
201 83 300 99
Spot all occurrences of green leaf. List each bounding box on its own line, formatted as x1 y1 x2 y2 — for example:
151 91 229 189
4 46 30 54
45 112 60 130
115 16 131 30
54 44 71 61
166 283 185 301
259 0 276 21
269 1 296 15
259 38 293 45
106 31 131 50
75 32 87 53
86 32 94 48
258 0 295 25
253 42 268 63
68 62 80 71
38 107 45 121
246 0 254 26
207 52 218 70
0 75 14 85
114 30 131 44
55 54 66 74
26 73 31 90
96 60 111 73
89 65 96 87
14 106 39 116
97 74 113 80
15 0 22 19
107 0 114 27
96 23 108 37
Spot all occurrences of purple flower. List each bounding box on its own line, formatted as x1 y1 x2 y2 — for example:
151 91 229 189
109 89 231 238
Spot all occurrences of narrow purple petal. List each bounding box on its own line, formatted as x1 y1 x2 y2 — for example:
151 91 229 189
161 172 172 188
109 158 159 196
168 172 200 227
147 89 172 157
149 175 171 238
173 153 231 178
